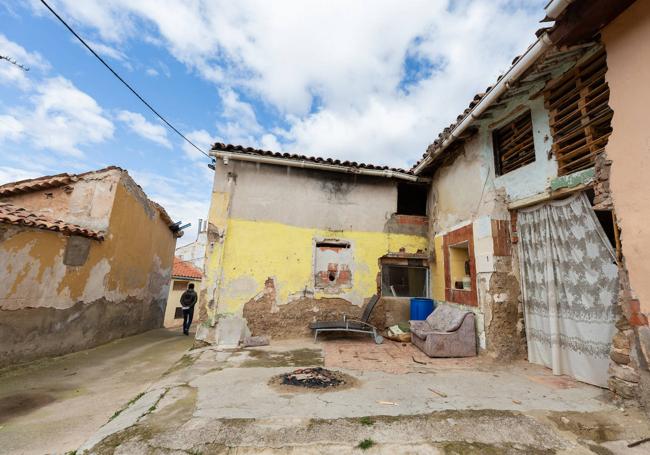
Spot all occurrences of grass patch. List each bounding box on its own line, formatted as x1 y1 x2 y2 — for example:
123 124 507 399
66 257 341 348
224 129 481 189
109 392 145 421
357 438 375 450
358 416 375 426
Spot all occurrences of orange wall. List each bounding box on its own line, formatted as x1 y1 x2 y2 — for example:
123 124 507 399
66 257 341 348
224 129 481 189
603 1 650 315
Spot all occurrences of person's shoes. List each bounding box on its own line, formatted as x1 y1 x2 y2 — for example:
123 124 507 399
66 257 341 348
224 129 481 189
183 331 189 336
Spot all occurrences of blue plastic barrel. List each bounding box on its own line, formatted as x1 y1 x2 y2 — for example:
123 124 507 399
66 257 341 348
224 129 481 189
410 298 435 321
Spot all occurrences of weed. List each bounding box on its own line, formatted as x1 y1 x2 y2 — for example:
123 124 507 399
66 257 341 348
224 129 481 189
357 438 375 450
358 416 374 426
109 392 145 421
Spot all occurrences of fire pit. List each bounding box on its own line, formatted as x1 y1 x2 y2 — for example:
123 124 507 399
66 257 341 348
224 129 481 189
279 367 345 389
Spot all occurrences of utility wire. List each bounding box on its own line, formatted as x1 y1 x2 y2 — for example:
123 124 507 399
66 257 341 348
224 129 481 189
39 0 212 160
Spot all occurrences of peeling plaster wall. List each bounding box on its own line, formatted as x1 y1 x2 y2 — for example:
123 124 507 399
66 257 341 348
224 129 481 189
0 173 176 367
201 160 428 332
602 1 650 406
427 94 555 359
2 169 120 233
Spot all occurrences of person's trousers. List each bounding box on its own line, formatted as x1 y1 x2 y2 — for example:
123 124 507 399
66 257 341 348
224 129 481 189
182 307 194 333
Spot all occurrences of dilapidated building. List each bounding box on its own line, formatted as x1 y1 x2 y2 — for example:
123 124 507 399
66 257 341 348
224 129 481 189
198 0 650 407
200 144 431 340
0 167 182 367
410 0 650 403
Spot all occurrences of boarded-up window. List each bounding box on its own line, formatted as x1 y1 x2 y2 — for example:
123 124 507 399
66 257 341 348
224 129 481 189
545 47 613 175
314 240 352 292
492 110 535 175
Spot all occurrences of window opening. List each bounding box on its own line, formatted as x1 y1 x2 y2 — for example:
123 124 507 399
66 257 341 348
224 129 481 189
381 265 428 297
545 47 613 175
492 110 535 175
397 182 428 216
449 242 472 291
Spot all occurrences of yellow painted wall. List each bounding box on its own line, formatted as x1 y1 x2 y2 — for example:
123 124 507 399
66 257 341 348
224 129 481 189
0 173 177 366
431 235 446 301
207 217 427 318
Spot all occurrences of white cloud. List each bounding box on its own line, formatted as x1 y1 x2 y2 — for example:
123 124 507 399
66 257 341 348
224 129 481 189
2 77 114 157
0 33 49 89
145 67 158 76
0 114 25 141
128 169 211 246
182 129 213 161
117 110 171 148
85 39 128 62
0 165 42 185
45 0 546 167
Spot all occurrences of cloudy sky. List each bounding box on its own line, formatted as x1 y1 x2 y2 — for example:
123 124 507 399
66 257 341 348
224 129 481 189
0 0 546 244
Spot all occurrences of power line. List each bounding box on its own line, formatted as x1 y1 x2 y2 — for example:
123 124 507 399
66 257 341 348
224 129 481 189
39 0 212 160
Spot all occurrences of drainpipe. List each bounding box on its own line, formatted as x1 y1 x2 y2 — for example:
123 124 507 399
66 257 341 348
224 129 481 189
211 150 422 182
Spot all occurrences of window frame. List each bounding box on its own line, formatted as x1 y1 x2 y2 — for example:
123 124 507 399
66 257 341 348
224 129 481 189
443 224 478 306
380 264 430 298
492 109 536 176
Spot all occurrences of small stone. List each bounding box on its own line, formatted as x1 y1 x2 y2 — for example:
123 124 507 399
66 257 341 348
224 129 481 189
561 417 570 425
610 348 630 365
612 331 631 351
608 377 638 399
243 335 270 347
609 363 639 383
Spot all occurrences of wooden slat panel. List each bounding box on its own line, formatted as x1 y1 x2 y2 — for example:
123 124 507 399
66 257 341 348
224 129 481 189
544 47 613 175
493 110 535 175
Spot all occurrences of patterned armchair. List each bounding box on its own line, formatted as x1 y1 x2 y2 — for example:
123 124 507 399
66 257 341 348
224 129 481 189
410 304 477 357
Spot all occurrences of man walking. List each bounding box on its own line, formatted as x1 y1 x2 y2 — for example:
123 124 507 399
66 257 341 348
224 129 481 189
180 283 197 335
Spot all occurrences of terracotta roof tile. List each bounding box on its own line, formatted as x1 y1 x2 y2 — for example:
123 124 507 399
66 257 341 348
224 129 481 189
0 202 104 240
212 143 414 175
0 166 182 236
0 166 122 196
172 257 202 280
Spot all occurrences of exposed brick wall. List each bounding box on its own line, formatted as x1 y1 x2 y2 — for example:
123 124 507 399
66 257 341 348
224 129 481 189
443 224 478 306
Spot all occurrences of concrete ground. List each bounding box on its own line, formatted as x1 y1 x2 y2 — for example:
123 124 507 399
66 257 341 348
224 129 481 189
79 338 650 454
0 328 193 455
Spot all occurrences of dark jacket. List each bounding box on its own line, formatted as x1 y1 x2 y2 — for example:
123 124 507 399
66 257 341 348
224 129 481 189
180 289 197 309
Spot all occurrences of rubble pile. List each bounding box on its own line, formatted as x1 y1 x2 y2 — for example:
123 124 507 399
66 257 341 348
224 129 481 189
280 367 344 389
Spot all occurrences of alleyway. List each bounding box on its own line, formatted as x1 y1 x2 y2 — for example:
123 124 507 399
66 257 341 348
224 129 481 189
0 328 193 455
79 339 650 454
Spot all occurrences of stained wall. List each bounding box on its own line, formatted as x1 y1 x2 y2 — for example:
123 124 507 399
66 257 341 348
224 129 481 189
201 160 428 336
0 170 176 366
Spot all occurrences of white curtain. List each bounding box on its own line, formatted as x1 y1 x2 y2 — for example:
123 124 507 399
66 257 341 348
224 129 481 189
517 192 618 387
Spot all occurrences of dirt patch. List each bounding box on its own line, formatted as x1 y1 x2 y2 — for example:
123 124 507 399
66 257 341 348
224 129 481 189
243 295 368 339
0 393 56 424
441 441 554 454
238 348 323 368
269 369 358 393
547 411 631 443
